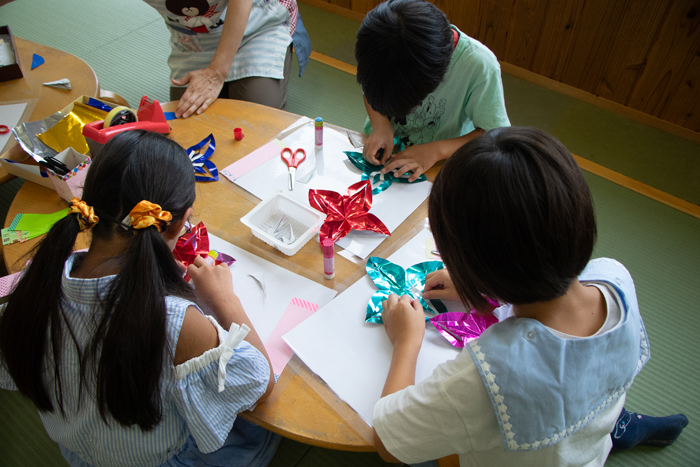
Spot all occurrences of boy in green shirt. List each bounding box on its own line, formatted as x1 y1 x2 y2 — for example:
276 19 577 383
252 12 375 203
356 0 510 181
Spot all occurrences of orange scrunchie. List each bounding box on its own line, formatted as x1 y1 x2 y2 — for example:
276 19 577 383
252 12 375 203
69 197 99 231
128 200 172 232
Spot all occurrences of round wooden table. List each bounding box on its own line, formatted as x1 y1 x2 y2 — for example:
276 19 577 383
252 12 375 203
0 37 100 182
3 99 440 452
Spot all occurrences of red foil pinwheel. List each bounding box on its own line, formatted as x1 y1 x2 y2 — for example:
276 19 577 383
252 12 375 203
309 180 390 243
173 221 235 281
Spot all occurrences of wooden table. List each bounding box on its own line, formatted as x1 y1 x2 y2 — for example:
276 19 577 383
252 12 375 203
0 37 100 182
3 99 441 452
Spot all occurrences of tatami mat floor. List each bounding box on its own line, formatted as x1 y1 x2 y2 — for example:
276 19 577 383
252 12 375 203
1 1 699 466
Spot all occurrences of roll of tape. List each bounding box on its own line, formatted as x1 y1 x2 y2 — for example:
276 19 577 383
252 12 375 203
104 106 138 128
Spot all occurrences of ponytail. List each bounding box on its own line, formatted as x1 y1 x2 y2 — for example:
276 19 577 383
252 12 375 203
0 213 82 414
0 130 196 430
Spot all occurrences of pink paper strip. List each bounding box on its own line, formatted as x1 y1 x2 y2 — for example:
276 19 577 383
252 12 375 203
221 140 283 182
0 271 22 298
265 298 319 376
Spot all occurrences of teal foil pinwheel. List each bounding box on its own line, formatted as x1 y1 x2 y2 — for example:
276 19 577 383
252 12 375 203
344 137 428 195
365 257 447 323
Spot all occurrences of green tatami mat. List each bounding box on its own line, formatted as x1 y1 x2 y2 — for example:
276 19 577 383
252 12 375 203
298 2 359 66
288 58 366 133
585 171 700 466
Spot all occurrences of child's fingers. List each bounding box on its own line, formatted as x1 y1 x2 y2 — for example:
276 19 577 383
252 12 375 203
424 271 445 290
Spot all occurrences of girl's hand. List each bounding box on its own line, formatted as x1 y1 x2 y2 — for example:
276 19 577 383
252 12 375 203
422 269 460 302
381 294 425 349
172 67 225 118
187 256 237 314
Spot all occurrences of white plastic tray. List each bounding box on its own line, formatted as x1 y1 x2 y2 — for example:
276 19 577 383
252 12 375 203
241 191 326 256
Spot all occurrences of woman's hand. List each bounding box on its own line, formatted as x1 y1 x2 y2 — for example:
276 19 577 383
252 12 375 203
172 67 226 118
422 269 460 302
381 294 425 349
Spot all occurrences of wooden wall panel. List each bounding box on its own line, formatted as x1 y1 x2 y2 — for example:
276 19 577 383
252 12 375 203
302 0 700 132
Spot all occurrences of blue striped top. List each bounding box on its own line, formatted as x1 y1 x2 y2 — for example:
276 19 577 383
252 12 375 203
0 253 270 467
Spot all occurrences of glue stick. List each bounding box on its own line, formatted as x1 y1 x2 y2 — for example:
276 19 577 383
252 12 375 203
321 238 335 279
315 117 323 148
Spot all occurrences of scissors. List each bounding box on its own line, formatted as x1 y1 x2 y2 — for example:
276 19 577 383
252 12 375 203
0 125 9 135
281 147 306 191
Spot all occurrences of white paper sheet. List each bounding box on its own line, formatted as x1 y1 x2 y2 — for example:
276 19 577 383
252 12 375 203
234 124 432 259
283 228 463 426
206 234 337 343
0 103 27 154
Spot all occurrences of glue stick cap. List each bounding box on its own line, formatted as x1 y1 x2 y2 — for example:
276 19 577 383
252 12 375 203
315 117 323 127
321 238 334 256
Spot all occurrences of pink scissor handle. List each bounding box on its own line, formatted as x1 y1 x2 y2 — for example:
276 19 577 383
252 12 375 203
281 147 306 168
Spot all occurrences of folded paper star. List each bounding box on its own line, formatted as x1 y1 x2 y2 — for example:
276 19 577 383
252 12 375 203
187 134 218 182
173 221 235 281
365 257 447 323
429 309 499 348
309 180 390 243
344 137 428 195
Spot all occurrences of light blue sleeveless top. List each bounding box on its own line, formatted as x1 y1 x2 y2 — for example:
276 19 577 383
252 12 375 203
467 258 650 451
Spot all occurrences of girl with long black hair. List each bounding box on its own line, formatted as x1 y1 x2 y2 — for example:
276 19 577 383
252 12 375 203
0 130 277 467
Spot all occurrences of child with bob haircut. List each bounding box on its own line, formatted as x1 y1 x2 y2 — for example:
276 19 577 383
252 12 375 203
0 131 279 467
356 0 510 182
373 127 658 466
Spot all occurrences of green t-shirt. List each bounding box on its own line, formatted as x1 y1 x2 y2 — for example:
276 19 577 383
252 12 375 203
363 27 510 146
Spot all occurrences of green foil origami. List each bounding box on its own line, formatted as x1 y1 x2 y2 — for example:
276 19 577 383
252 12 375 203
365 257 447 323
344 137 428 195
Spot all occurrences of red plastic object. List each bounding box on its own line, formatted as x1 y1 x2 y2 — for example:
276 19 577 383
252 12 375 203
233 127 244 141
82 96 171 146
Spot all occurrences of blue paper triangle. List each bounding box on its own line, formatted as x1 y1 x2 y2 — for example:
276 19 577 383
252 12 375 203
31 53 45 70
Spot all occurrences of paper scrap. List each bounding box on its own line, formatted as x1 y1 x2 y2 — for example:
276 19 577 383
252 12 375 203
220 139 284 182
247 272 267 302
164 112 178 120
43 79 72 90
266 297 319 377
31 53 44 70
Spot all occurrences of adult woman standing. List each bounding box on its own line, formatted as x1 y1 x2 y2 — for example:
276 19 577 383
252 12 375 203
144 0 310 117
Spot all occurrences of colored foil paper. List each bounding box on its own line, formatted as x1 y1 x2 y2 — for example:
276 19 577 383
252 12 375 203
187 134 218 182
309 180 390 243
365 257 447 323
429 311 499 348
344 137 428 195
173 221 236 281
36 102 108 154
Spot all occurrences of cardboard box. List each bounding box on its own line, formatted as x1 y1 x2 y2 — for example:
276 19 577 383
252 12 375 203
0 95 110 185
0 26 23 82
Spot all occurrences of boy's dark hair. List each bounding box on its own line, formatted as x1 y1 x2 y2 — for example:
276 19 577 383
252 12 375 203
0 130 196 431
356 0 453 119
429 127 596 312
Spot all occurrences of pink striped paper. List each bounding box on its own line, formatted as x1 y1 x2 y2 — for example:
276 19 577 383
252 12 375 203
265 297 319 376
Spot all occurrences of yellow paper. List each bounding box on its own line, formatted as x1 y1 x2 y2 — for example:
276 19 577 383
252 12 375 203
37 102 108 154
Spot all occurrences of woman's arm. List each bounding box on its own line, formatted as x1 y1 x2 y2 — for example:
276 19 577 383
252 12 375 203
173 0 254 118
